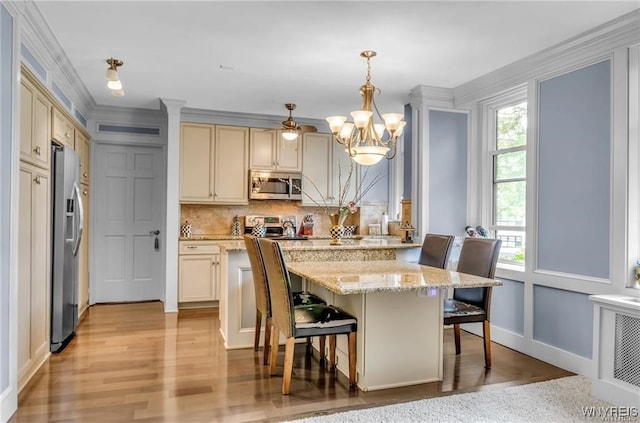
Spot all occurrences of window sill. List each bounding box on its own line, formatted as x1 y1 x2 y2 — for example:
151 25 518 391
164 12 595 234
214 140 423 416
497 262 524 272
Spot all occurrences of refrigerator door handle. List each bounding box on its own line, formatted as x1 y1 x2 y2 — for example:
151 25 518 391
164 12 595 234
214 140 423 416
72 183 84 257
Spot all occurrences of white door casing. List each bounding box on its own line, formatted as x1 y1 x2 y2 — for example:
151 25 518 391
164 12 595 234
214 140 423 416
93 144 164 303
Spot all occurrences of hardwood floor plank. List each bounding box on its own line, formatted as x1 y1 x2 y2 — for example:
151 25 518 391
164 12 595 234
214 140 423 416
10 302 573 422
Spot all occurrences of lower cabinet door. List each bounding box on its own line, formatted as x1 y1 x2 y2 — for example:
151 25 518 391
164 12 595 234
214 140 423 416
178 254 216 302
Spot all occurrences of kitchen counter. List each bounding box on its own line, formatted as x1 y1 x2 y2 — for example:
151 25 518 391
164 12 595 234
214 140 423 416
287 260 501 295
218 236 421 352
287 260 501 391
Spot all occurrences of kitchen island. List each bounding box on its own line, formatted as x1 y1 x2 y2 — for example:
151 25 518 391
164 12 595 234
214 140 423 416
287 260 502 391
216 237 421 351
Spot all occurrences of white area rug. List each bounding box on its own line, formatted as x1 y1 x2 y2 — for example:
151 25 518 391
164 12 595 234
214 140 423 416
286 376 615 423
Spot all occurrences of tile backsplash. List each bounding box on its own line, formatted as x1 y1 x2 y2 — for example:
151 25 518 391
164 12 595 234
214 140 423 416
180 201 390 237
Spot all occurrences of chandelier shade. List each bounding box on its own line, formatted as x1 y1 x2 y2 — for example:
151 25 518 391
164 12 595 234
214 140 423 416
326 51 405 166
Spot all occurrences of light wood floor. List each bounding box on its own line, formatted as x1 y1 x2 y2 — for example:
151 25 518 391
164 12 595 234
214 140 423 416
11 302 572 422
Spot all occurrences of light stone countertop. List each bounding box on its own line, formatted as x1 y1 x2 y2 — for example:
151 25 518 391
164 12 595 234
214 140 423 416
209 237 422 252
287 260 502 295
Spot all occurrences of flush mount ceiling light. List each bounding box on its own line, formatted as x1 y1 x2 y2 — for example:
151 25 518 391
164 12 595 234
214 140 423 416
105 57 124 97
326 51 406 166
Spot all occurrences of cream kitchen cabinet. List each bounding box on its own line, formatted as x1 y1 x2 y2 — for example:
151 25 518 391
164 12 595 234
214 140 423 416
78 184 90 318
52 106 74 147
179 123 249 204
20 77 51 170
18 162 51 390
301 132 357 207
75 131 90 185
178 242 220 304
249 128 302 171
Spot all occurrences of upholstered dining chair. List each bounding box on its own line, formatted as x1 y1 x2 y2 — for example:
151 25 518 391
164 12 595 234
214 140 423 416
258 237 358 395
243 235 325 365
418 233 455 269
444 237 501 368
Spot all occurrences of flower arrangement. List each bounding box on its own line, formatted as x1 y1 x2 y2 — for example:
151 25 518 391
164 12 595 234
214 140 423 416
296 160 385 226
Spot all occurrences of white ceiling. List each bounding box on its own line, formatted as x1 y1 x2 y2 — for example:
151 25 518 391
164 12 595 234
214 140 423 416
35 1 639 122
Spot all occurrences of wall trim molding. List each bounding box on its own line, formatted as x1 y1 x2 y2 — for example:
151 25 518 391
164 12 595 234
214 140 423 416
182 107 330 133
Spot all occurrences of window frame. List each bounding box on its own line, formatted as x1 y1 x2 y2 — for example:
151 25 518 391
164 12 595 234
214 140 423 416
480 88 528 267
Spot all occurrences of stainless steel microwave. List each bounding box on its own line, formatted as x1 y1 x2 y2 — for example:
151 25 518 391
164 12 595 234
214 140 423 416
249 170 303 200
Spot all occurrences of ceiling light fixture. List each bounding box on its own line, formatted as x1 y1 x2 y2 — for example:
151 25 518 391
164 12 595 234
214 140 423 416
280 103 300 142
326 51 406 166
105 57 124 97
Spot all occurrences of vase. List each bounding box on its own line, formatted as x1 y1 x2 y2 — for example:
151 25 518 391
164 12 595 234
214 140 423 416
329 213 347 245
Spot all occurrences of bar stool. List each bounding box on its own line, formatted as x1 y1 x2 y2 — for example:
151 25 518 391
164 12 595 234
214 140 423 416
418 233 455 269
243 235 325 365
258 237 358 394
443 237 501 368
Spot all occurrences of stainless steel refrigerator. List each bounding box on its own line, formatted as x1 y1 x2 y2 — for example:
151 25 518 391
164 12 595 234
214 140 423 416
50 145 84 353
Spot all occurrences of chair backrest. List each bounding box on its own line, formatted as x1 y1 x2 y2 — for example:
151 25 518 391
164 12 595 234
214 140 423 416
418 233 455 269
453 237 502 311
258 238 295 338
243 235 271 315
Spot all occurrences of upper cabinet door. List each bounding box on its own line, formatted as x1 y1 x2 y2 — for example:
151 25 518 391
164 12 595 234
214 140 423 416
51 107 74 147
249 129 302 172
75 131 90 185
214 125 249 204
249 129 277 170
180 123 215 203
20 79 51 170
301 133 332 206
274 130 302 172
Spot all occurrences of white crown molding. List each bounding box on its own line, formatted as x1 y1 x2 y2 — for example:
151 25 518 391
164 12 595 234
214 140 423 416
454 9 640 106
409 85 454 109
181 107 330 132
19 0 95 120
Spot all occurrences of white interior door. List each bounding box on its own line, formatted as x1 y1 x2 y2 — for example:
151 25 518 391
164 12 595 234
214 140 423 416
93 144 165 303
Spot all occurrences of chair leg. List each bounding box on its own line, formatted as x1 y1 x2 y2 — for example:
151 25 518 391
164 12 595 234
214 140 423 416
306 337 313 355
254 310 262 351
453 323 461 355
483 320 492 369
348 332 357 388
319 336 326 364
263 316 272 365
269 324 279 375
282 337 296 395
328 335 337 369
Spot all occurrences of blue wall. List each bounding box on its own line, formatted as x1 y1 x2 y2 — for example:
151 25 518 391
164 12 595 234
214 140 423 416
537 60 611 279
428 110 467 235
492 278 525 335
533 285 593 358
0 2 12 393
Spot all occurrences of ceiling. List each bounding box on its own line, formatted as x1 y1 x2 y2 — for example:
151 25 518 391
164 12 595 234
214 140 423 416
35 1 639 122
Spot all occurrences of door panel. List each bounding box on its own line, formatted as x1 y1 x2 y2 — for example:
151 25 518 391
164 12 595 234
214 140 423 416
94 144 164 303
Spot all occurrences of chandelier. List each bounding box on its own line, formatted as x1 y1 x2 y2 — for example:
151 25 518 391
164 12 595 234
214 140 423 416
326 51 406 166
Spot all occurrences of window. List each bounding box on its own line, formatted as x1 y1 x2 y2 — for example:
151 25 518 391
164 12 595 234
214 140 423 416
492 102 527 265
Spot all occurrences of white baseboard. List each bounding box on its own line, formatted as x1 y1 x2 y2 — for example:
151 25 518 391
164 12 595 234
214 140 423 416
1 385 17 423
461 323 594 377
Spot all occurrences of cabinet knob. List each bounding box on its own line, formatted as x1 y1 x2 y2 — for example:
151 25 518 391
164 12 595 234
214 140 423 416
82 189 88 196
33 146 41 155
83 172 88 178
33 176 41 185
65 132 70 138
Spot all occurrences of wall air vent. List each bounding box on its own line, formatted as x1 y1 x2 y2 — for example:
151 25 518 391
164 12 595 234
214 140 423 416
97 124 161 136
614 313 640 387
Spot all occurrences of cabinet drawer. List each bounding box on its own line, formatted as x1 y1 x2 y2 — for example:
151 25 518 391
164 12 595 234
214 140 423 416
179 242 220 255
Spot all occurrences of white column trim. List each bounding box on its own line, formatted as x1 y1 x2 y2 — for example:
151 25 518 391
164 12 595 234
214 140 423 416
161 98 185 313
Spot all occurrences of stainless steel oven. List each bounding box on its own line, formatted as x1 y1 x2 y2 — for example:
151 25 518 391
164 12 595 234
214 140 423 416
249 170 302 200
